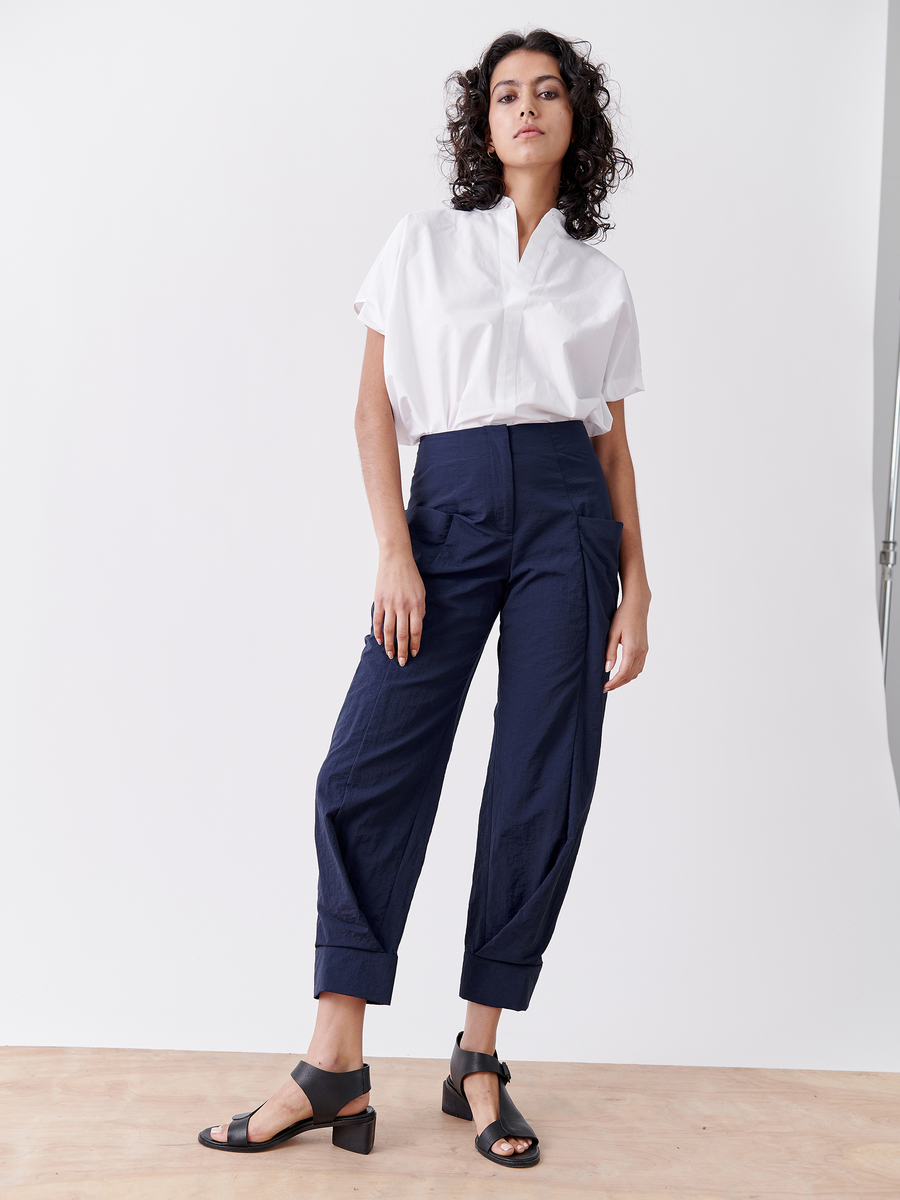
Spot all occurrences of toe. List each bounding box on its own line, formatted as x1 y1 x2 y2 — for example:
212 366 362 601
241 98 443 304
210 1122 228 1143
493 1138 514 1156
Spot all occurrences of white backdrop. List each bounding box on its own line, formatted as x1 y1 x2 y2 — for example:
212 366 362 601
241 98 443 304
2 0 899 1070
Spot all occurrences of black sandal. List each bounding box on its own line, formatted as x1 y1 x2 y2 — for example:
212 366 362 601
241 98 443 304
441 1031 540 1168
198 1060 376 1155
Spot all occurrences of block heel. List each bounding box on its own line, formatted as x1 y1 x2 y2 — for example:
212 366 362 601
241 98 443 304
198 1060 374 1155
442 1032 540 1168
442 1075 473 1120
331 1107 377 1154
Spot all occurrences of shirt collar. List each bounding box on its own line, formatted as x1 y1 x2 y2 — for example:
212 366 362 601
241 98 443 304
497 195 565 230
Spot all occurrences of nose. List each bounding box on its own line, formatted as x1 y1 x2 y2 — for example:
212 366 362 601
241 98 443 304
520 103 535 117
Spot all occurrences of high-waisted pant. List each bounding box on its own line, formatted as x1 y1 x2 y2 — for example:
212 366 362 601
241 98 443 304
313 419 623 1011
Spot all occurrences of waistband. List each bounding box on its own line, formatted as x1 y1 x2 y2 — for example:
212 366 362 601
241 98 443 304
417 419 590 455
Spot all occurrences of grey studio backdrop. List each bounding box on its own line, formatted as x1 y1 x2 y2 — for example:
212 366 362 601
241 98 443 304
2 0 900 1071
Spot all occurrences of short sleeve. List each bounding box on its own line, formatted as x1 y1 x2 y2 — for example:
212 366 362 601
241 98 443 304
353 215 409 335
600 274 645 404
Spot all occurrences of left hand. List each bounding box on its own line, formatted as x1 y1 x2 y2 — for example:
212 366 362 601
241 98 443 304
603 593 649 692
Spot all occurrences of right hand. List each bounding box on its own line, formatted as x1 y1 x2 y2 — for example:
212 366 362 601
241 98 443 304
373 547 426 666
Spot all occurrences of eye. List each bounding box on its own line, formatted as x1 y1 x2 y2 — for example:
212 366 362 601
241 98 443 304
540 90 559 99
497 93 516 103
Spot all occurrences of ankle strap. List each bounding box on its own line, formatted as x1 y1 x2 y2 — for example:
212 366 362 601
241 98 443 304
290 1060 371 1125
450 1031 512 1095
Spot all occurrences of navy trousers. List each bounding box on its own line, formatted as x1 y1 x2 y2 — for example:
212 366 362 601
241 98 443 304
313 419 623 1011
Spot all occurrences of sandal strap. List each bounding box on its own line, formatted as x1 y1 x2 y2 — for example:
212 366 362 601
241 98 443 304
449 1031 511 1097
226 1102 264 1146
290 1060 371 1125
498 1083 537 1141
476 1119 511 1154
476 1112 540 1154
448 1030 538 1153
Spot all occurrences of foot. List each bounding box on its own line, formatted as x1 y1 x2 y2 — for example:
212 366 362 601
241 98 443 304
462 1070 533 1158
209 1060 369 1144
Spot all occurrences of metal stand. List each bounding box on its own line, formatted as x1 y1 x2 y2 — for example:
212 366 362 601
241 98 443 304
879 346 900 679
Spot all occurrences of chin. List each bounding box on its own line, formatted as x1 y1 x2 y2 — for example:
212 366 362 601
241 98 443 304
508 151 558 167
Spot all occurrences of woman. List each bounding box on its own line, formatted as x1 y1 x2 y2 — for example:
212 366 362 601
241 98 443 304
199 27 650 1169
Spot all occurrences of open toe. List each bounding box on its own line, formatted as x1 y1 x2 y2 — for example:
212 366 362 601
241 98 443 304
198 1062 376 1155
440 1032 540 1168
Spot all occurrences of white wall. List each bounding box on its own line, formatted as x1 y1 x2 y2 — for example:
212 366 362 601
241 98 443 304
874 2 900 775
2 0 898 1071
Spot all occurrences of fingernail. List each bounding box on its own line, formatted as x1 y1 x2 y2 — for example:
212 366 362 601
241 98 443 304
399 657 406 666
605 660 613 672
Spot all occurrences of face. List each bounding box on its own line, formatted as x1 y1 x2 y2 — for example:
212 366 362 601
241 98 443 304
486 49 574 171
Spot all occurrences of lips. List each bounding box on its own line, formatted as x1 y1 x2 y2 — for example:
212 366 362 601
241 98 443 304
515 124 542 138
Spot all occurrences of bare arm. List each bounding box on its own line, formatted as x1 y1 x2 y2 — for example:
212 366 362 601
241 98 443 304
591 399 651 691
353 326 424 666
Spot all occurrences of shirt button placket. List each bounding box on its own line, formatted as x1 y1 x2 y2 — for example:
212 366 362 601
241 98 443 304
495 202 553 427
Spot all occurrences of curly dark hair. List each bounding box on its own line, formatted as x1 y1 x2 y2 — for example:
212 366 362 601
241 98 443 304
440 29 633 242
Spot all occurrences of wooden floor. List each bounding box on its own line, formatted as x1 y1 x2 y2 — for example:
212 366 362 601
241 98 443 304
3 1047 900 1198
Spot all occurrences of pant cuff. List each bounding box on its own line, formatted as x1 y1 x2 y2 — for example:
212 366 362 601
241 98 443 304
459 951 542 1011
314 946 398 1006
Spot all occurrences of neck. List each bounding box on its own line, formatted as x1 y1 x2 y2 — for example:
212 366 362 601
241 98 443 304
502 164 562 239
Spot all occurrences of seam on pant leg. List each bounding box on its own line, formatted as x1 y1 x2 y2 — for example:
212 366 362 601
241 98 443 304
332 646 392 821
476 631 498 953
565 521 594 842
473 530 606 968
378 707 456 925
475 708 498 957
378 644 484 936
472 542 585 966
318 653 400 960
543 426 588 840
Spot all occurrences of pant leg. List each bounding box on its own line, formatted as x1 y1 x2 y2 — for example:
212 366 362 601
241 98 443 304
314 501 507 1005
459 422 623 1011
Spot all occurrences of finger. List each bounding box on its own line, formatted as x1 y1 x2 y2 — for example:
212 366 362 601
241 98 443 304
604 649 646 691
604 644 621 677
409 605 424 657
605 657 635 691
396 609 410 666
383 609 396 659
373 602 385 646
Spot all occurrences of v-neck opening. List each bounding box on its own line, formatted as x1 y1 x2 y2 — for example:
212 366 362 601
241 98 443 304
495 198 559 306
500 197 562 269
517 213 552 264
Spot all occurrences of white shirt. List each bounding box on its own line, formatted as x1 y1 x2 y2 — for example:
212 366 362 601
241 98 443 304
353 196 644 447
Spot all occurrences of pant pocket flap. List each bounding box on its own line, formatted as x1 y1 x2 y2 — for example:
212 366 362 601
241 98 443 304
406 504 456 571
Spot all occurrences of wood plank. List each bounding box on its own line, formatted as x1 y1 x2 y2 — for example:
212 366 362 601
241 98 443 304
2 1046 900 1197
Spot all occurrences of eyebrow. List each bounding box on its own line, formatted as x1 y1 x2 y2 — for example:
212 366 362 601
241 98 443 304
490 74 565 95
